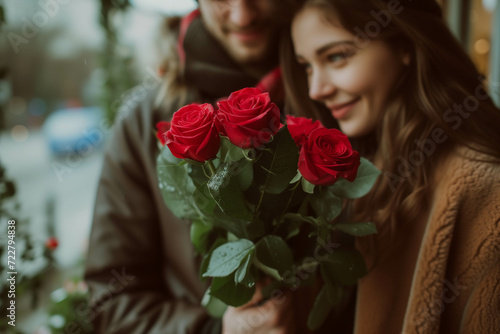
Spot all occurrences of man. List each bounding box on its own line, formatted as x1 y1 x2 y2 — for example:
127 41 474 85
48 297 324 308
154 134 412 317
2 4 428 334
84 1 293 333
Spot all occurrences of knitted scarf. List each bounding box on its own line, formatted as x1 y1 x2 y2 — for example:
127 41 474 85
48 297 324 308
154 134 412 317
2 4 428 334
177 9 284 104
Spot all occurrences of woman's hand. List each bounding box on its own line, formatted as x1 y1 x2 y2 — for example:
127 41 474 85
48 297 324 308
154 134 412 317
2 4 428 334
222 282 295 334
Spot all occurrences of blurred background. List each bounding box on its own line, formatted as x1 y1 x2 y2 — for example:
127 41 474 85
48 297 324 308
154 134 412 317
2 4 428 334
0 0 498 333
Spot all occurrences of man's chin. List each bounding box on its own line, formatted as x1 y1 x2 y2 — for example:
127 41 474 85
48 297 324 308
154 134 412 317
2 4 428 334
228 45 271 66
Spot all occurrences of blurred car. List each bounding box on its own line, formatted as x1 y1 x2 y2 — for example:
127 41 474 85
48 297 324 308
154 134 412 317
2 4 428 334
42 107 105 156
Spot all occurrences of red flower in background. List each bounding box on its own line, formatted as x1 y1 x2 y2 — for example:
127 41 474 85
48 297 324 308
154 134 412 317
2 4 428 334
156 121 171 145
166 103 220 162
217 87 281 149
45 237 58 250
286 115 324 147
299 128 360 186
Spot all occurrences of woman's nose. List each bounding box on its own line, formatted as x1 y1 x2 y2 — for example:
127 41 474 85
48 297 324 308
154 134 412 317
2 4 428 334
308 69 336 102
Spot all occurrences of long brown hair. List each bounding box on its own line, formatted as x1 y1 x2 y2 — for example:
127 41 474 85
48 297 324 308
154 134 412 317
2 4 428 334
154 16 191 117
281 0 500 249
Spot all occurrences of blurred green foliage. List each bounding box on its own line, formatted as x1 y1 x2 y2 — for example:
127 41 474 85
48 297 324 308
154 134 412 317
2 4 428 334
99 0 138 124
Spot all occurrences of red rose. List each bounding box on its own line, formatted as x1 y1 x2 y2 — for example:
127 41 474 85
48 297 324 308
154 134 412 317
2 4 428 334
298 128 360 186
286 115 324 147
166 103 221 162
156 121 171 145
216 87 281 149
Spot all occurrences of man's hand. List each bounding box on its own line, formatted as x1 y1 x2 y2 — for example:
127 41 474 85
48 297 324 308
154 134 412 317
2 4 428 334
222 282 295 334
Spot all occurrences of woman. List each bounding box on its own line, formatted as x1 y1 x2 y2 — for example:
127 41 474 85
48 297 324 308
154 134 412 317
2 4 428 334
283 0 500 333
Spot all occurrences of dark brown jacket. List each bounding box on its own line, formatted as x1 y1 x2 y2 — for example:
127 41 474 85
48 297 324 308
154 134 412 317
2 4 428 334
84 86 224 333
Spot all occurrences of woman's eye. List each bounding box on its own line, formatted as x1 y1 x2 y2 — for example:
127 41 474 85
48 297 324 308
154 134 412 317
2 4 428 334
327 51 353 63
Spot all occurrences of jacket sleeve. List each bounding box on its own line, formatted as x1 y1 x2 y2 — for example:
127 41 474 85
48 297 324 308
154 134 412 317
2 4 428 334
458 187 500 333
83 96 221 334
456 158 500 333
460 262 500 333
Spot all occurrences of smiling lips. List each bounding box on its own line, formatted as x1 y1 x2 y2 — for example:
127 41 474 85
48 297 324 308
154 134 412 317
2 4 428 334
231 29 265 43
328 98 361 120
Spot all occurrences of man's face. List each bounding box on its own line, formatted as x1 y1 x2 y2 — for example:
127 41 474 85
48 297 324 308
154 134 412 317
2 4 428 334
198 0 279 66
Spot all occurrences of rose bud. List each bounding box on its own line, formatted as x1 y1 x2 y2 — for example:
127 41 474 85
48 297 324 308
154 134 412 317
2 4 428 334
156 121 171 145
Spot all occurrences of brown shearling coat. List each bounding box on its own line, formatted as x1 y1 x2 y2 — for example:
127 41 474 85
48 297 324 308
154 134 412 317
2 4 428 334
354 147 500 334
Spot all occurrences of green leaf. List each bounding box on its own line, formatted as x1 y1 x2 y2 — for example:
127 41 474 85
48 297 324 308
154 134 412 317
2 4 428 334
184 158 205 166
192 184 218 217
235 253 253 285
301 177 315 194
323 249 368 286
325 283 343 305
157 152 197 219
296 257 320 274
247 184 307 224
301 266 318 287
240 266 257 288
190 220 212 254
307 286 334 331
188 164 210 186
253 256 282 281
212 207 265 240
255 235 294 277
289 170 301 184
210 274 255 307
283 213 321 226
200 237 227 280
332 222 377 237
203 239 255 277
298 197 310 216
311 189 343 222
274 219 301 240
320 264 344 305
316 222 331 244
188 165 219 217
219 137 245 163
159 144 183 165
253 126 300 194
236 159 253 191
330 157 380 199
208 161 254 221
201 288 228 318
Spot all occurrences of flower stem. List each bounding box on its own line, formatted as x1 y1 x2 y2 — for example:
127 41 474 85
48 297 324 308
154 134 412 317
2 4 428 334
281 184 298 216
206 160 217 176
296 259 319 272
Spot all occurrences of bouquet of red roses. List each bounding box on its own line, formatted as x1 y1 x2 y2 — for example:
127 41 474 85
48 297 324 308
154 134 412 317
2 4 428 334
156 88 379 330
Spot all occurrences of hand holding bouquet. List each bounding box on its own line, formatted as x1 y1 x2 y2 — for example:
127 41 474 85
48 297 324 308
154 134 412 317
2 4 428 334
156 88 380 330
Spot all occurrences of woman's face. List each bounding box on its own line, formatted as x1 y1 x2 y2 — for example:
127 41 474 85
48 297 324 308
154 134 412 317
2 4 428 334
291 7 409 137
